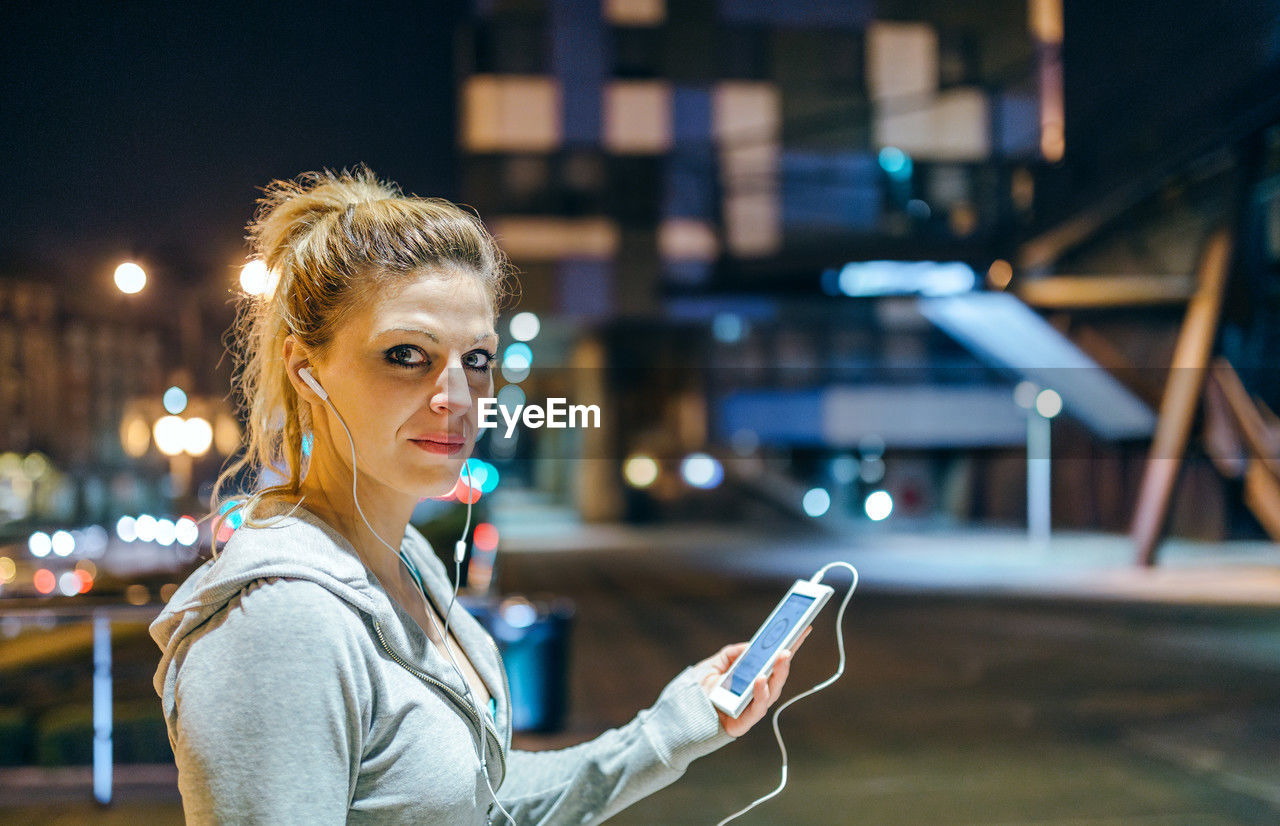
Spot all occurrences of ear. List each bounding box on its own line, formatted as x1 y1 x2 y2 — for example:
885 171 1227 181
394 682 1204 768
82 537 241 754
283 335 324 403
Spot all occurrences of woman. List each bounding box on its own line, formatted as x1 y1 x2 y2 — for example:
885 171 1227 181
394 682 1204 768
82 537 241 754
151 168 802 824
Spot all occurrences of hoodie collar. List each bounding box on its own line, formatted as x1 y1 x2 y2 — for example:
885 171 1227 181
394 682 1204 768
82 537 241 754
150 500 510 745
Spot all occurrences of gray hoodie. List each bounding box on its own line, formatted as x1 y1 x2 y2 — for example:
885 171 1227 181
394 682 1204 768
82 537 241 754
151 503 734 824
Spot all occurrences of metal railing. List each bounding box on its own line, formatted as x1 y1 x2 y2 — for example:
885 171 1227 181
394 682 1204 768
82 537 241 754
0 601 163 805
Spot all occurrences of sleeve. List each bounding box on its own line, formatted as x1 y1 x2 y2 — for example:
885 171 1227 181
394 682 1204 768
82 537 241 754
169 579 370 825
495 665 736 825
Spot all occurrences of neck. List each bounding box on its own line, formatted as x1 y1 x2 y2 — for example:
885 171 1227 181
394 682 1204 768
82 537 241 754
298 419 416 587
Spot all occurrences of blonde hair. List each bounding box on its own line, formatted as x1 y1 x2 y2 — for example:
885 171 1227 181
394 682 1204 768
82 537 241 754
212 166 513 539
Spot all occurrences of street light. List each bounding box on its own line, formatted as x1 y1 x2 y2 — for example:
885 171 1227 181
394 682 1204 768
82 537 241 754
1016 384 1062 547
114 262 147 295
239 260 270 295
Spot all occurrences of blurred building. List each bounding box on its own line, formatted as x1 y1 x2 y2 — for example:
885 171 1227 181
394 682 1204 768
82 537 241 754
455 0 1067 527
457 0 1044 316
455 0 1280 541
0 272 238 535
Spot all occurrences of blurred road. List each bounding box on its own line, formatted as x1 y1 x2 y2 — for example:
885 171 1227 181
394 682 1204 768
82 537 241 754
502 543 1280 825
4 532 1280 824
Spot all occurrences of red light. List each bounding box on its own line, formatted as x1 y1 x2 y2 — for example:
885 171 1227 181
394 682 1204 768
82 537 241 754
34 569 55 594
433 479 463 501
75 569 93 594
473 523 499 552
216 522 235 543
457 483 482 505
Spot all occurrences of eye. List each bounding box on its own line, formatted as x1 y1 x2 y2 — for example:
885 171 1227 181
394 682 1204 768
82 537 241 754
464 349 496 373
385 345 427 367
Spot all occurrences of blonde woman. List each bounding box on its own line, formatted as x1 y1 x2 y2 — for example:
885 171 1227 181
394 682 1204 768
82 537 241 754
151 168 802 824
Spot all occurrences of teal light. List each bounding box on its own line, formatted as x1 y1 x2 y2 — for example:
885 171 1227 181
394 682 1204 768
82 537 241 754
878 147 913 181
219 500 245 529
502 342 533 368
463 458 500 493
163 386 188 415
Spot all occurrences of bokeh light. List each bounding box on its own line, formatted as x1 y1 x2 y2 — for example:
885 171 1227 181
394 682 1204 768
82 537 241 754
22 453 48 479
473 522 499 552
154 416 186 456
463 459 500 494
831 455 857 484
878 147 913 181
712 312 745 343
34 569 55 594
509 311 541 342
623 454 660 489
183 417 214 456
175 516 200 547
163 386 188 415
154 518 176 547
121 415 151 457
0 557 16 583
58 571 80 596
680 453 723 490
1013 381 1039 410
82 525 109 556
51 530 74 557
501 342 533 383
240 259 270 295
135 514 158 543
865 490 894 521
116 515 138 542
803 488 831 518
987 259 1014 290
114 262 146 294
500 597 537 629
28 531 52 558
1035 388 1064 419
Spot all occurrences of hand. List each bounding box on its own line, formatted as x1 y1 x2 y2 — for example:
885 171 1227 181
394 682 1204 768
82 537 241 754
694 627 812 738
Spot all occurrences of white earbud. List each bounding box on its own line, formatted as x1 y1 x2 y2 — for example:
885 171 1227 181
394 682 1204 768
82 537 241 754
298 366 328 400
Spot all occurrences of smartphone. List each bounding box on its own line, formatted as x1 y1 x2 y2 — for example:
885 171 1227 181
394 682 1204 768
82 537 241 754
709 579 834 718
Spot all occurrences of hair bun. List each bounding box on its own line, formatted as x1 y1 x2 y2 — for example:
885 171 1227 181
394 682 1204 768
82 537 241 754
248 165 397 272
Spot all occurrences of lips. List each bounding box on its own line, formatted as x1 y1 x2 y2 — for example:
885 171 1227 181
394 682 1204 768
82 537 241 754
410 433 466 455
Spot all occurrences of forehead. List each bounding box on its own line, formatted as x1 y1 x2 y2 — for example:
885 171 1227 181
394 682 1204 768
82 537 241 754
352 270 496 341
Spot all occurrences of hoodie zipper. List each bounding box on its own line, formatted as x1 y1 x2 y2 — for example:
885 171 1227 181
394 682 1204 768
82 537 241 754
488 635 512 747
373 620 506 781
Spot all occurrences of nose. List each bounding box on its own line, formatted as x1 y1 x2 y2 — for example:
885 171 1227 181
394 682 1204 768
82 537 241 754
430 356 473 418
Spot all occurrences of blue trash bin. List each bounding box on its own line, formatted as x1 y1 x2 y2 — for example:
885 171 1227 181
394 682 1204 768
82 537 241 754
463 596 574 732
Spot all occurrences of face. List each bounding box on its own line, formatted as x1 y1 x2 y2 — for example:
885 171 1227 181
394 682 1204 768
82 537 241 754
306 270 497 502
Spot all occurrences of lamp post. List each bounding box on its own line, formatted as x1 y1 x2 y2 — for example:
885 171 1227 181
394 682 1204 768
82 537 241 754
1016 382 1062 548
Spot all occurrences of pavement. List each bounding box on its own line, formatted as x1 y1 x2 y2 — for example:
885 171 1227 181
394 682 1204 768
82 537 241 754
497 519 1280 608
4 518 1279 824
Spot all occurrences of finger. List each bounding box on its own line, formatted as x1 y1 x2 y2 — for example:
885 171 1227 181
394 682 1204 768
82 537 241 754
788 626 813 654
754 674 770 707
712 642 749 669
766 650 792 698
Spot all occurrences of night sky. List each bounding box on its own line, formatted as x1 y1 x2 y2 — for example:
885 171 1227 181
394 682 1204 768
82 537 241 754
6 1 1280 285
1 0 463 281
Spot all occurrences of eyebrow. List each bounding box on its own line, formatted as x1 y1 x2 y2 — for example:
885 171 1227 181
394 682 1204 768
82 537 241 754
379 327 498 345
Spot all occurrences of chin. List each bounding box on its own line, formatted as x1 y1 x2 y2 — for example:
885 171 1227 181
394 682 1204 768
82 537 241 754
407 467 464 501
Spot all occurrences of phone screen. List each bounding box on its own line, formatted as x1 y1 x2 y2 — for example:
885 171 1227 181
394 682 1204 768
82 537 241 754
721 592 816 696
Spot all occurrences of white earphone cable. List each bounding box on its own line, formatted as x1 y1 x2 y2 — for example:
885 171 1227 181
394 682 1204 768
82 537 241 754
319 391 515 826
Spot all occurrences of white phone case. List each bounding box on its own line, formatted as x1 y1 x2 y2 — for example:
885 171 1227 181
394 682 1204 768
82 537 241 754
709 578 834 718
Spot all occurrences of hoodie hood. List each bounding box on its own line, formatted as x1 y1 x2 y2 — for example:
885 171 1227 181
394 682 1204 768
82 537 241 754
150 501 511 752
150 503 383 705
